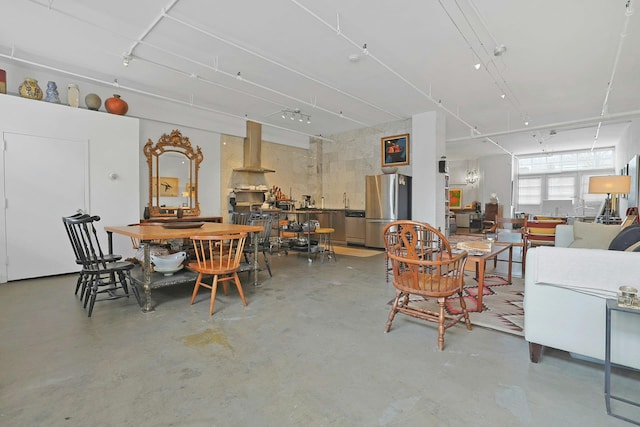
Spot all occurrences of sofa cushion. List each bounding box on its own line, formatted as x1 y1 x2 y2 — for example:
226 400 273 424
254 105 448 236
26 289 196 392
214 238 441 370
608 224 640 251
568 221 620 249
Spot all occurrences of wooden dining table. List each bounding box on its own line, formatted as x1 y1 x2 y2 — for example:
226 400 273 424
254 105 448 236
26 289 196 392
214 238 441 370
105 222 263 312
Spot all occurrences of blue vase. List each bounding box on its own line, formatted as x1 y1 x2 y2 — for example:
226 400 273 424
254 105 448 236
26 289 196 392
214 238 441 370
44 81 60 103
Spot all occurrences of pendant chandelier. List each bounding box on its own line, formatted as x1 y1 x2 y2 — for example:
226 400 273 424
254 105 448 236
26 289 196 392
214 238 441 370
465 169 479 184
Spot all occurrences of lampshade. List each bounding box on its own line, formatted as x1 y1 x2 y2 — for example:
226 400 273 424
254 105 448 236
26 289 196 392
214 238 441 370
588 175 631 194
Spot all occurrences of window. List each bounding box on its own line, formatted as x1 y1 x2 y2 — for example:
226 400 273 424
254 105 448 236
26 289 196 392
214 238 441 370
516 148 615 216
518 177 542 205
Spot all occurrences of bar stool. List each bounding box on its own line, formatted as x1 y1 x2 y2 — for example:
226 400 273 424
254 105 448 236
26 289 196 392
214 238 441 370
314 228 336 263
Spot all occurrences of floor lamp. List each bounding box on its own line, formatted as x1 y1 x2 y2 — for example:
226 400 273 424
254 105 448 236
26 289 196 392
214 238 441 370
588 175 631 223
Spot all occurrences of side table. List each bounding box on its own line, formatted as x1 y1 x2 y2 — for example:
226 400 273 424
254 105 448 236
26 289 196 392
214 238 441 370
605 299 640 425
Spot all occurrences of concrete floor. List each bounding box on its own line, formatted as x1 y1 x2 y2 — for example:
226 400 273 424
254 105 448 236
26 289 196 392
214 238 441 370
1 249 637 426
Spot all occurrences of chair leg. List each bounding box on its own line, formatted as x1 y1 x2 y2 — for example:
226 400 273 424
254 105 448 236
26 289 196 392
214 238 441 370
384 292 401 332
190 273 203 305
233 272 247 306
262 251 272 277
125 271 142 307
437 297 446 351
458 292 472 330
209 275 219 316
87 276 99 317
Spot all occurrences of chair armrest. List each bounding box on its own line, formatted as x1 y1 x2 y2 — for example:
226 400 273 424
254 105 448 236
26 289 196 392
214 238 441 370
554 224 574 247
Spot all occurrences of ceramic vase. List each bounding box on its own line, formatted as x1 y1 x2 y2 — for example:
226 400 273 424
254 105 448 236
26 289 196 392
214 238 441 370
44 81 61 103
85 93 101 110
18 78 43 100
67 84 80 107
105 94 128 115
0 69 6 94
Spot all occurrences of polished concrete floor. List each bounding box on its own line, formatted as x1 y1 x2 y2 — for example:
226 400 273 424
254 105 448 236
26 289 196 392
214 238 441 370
1 248 638 426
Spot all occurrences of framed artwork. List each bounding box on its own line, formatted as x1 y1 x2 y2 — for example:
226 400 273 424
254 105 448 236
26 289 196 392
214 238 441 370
381 133 410 167
152 176 179 197
449 188 462 209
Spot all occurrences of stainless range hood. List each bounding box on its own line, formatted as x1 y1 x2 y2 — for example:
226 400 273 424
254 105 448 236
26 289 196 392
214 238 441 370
233 120 275 173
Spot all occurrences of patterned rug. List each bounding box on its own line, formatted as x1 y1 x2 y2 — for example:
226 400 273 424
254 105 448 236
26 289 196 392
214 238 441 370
386 274 524 336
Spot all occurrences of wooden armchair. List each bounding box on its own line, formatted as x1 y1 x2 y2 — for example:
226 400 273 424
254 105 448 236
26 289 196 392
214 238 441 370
383 220 472 350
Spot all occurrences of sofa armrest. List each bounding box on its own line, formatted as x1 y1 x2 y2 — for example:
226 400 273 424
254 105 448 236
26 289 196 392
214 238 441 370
554 224 574 247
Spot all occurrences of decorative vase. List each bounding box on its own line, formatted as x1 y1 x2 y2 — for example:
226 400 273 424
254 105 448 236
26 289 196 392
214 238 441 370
85 93 101 110
143 206 150 220
18 78 43 100
44 81 61 103
0 69 6 94
105 94 128 115
67 84 80 107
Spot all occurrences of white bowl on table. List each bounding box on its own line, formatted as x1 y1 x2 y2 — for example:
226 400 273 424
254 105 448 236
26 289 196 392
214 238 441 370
151 251 186 270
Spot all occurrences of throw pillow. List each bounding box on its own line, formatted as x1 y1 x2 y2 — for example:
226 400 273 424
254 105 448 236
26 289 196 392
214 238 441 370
608 224 640 251
568 221 621 249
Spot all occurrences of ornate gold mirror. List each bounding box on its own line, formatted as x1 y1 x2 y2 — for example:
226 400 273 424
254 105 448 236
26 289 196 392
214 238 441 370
144 129 203 217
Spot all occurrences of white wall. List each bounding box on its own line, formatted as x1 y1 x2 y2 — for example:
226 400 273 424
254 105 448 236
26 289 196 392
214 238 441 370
478 154 514 216
0 94 139 282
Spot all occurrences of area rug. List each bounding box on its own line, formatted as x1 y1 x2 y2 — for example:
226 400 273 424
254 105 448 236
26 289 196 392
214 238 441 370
333 246 383 258
386 274 524 336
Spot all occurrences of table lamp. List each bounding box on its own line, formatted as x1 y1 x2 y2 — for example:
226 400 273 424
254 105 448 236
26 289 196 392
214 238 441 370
588 175 631 222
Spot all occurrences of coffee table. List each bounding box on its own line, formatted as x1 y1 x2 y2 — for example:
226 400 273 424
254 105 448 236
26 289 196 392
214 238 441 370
462 242 513 312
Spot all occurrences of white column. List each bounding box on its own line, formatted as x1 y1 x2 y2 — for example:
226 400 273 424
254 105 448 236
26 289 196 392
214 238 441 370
411 111 446 230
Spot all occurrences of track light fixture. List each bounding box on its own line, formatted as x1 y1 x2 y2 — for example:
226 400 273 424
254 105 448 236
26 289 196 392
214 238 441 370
474 63 481 70
122 54 132 67
280 108 311 124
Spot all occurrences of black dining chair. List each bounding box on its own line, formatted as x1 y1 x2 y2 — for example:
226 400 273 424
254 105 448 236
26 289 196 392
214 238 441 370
62 214 141 317
243 213 274 279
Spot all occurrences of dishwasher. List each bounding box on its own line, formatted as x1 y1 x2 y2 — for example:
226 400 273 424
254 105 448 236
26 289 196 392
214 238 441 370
345 210 366 246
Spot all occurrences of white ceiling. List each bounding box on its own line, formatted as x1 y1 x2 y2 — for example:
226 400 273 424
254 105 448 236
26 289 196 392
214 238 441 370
2 0 639 159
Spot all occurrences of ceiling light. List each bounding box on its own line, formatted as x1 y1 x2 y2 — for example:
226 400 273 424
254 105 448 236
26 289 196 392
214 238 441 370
500 94 506 99
493 44 507 56
122 55 131 67
362 43 368 55
339 111 344 118
236 71 242 80
524 120 529 126
474 63 481 70
465 169 479 184
280 108 311 124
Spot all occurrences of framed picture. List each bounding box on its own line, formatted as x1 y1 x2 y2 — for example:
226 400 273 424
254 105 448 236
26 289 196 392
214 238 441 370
152 176 179 197
381 133 410 167
449 188 462 209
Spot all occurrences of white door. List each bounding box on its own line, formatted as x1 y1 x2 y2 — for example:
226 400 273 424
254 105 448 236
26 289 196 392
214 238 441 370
4 133 88 280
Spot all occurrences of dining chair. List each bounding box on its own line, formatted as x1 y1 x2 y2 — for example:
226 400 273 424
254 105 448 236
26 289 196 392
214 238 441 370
62 212 123 296
383 220 471 350
188 232 248 316
491 216 527 274
243 213 274 279
62 214 141 317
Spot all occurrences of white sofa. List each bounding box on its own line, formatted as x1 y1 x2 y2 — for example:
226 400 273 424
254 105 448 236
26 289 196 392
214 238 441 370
524 222 640 369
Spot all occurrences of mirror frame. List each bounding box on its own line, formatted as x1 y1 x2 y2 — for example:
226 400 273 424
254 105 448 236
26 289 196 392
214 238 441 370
144 129 203 217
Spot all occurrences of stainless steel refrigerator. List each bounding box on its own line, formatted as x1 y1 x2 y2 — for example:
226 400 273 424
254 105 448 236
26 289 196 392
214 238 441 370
365 174 412 248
